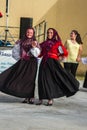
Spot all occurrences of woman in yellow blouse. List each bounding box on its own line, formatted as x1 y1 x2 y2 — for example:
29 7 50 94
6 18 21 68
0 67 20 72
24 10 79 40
64 30 83 77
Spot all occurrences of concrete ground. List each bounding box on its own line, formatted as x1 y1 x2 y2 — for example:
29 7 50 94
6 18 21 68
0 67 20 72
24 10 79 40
0 80 87 130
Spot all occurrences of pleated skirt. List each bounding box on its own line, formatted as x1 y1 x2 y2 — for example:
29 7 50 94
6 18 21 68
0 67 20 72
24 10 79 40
0 57 38 98
38 58 79 100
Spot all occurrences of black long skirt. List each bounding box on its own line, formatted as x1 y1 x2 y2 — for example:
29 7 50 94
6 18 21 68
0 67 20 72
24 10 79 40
38 58 79 100
0 57 38 98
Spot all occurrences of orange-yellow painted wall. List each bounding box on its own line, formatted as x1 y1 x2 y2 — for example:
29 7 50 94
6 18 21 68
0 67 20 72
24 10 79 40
0 0 87 49
0 0 87 75
0 0 87 56
0 0 58 26
36 0 87 56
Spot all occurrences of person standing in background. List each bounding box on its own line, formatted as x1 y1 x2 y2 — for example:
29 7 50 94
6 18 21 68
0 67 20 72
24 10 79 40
64 30 83 77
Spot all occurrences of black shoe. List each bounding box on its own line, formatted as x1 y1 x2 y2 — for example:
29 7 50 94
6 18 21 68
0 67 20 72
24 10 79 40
36 102 42 105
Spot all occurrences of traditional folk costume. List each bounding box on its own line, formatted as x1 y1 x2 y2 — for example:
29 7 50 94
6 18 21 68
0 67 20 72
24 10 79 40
38 28 79 100
0 35 40 98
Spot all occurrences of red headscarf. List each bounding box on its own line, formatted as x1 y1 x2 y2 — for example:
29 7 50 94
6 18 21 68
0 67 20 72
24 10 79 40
47 28 61 43
40 28 62 51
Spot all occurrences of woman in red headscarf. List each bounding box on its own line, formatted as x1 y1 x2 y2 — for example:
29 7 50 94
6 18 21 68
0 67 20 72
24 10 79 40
37 28 79 106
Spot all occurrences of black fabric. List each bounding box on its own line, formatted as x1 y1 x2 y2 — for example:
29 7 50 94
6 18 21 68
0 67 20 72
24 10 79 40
19 17 33 39
38 58 79 100
83 71 87 88
64 62 79 77
0 57 37 98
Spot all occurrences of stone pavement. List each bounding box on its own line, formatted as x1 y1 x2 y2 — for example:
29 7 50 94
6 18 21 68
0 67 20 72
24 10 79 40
0 80 87 130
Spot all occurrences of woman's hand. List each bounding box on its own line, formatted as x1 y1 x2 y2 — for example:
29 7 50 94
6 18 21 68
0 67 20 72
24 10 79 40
76 56 81 62
32 41 37 48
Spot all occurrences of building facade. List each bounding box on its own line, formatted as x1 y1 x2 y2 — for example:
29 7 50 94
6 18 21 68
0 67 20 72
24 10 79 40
0 0 87 75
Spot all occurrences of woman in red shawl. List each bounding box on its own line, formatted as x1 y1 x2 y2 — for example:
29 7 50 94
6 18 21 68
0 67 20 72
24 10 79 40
37 28 79 106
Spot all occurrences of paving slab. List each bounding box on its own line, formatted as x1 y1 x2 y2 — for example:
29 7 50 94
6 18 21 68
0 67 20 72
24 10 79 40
0 80 87 130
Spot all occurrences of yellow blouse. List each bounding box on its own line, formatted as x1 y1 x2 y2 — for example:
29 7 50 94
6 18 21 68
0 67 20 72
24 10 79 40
65 40 80 63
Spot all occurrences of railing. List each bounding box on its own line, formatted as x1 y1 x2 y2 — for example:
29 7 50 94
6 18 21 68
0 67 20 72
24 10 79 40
0 26 19 45
0 20 47 46
34 20 47 43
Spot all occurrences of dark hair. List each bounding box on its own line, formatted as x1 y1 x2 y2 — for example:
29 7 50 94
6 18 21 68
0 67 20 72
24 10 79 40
47 28 61 42
22 27 36 41
71 30 83 44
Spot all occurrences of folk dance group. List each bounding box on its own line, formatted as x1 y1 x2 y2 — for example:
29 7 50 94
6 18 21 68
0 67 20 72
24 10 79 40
0 27 83 106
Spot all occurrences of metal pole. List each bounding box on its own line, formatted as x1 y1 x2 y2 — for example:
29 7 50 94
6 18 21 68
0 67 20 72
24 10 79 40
0 0 15 45
5 0 9 43
6 0 9 15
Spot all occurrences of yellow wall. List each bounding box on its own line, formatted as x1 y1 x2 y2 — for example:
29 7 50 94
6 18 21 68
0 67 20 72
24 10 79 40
0 0 58 41
37 0 87 56
0 0 58 26
34 0 87 75
0 0 87 52
0 0 87 75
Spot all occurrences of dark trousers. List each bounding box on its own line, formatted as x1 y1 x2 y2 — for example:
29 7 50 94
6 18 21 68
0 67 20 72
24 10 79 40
64 62 79 77
83 71 87 88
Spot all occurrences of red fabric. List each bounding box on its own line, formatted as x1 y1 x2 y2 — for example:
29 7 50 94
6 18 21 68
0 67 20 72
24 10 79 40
0 12 3 17
39 41 68 60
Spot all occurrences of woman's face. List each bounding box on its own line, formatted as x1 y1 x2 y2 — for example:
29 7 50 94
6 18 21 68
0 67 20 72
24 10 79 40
47 29 54 39
26 29 34 38
70 31 77 40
